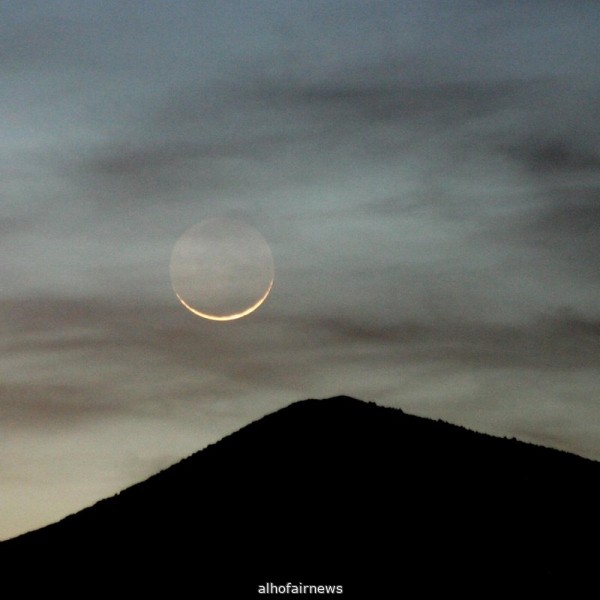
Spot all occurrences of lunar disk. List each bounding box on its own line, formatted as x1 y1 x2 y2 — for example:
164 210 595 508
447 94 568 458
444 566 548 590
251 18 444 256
170 218 274 321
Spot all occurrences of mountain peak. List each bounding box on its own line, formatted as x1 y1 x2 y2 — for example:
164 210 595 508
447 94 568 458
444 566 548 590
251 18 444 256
2 395 598 595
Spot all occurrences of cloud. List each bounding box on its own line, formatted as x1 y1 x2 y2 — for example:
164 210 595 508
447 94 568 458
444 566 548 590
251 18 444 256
297 311 600 370
0 12 90 71
0 383 120 429
532 189 600 244
253 78 530 125
56 72 544 215
7 286 597 437
480 185 600 285
0 215 38 240
70 132 304 201
502 138 600 174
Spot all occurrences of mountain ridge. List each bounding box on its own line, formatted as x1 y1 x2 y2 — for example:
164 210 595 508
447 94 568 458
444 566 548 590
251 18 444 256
2 395 598 596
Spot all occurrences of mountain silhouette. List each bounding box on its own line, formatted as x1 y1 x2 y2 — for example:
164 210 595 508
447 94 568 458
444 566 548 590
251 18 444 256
2 396 598 596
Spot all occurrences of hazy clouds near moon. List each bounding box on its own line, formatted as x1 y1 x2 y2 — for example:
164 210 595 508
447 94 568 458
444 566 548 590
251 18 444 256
170 218 274 321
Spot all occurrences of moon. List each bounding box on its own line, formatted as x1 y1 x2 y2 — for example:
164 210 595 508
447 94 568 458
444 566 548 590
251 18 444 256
170 218 274 321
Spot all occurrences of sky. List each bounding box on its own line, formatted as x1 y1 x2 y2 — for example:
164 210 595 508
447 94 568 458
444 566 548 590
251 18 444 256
1 0 599 540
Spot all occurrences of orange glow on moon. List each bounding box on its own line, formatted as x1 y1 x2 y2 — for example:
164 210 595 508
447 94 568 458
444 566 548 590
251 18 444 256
174 279 273 321
170 218 274 321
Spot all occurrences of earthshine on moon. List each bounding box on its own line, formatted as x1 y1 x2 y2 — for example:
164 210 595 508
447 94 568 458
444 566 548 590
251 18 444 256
170 218 274 321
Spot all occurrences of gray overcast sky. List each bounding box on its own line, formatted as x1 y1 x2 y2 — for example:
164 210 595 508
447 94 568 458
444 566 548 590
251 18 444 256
1 0 599 539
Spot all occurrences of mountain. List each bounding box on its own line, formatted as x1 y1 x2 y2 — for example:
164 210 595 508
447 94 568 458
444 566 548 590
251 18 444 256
2 396 599 596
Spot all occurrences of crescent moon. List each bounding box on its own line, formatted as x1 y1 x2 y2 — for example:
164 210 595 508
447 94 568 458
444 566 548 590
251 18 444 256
175 279 274 321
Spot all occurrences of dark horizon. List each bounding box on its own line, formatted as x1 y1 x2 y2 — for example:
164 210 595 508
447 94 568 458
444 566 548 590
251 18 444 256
5 394 600 542
3 395 598 595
